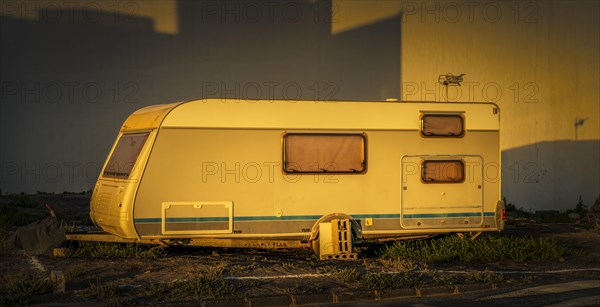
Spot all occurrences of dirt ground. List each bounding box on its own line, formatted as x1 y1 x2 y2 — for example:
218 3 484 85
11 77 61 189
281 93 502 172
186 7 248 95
2 193 600 305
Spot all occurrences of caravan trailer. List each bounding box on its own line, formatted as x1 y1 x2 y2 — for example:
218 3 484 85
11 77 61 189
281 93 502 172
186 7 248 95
87 99 504 259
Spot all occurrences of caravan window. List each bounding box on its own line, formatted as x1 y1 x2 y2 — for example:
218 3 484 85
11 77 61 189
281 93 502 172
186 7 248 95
421 114 464 136
103 132 150 179
422 160 464 183
283 134 366 173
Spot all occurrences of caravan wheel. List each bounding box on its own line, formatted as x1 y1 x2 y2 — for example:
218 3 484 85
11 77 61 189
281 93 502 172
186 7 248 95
309 213 361 259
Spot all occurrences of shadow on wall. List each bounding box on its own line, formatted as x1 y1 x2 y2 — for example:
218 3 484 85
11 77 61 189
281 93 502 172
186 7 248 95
0 0 401 193
502 140 600 211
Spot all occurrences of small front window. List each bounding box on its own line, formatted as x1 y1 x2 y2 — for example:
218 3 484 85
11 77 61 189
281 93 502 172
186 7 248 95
421 114 464 136
422 160 464 183
103 132 149 179
283 133 366 173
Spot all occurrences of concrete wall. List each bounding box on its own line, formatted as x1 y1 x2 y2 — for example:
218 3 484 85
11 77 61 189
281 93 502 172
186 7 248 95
0 0 399 193
395 0 600 210
1 0 598 211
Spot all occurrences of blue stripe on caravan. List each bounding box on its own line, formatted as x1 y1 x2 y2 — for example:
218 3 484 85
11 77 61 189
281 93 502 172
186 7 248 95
352 214 401 219
134 212 496 223
403 212 493 219
134 215 322 224
235 215 321 221
135 218 162 223
166 217 229 223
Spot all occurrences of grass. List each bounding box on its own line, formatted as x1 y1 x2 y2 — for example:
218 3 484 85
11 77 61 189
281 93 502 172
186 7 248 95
84 268 237 304
65 265 88 279
329 266 505 290
358 271 422 290
329 268 423 290
464 270 505 283
85 281 120 300
430 272 460 285
228 262 261 274
276 261 300 271
0 274 52 307
380 234 583 264
84 281 134 305
380 258 424 271
0 195 45 242
71 242 167 259
427 270 503 286
331 268 360 283
147 268 236 300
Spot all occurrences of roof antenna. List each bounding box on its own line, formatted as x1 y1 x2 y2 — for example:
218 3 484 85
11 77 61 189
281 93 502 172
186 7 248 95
438 73 465 102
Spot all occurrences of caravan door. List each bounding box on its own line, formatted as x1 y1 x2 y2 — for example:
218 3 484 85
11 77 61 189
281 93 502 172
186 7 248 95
400 155 484 229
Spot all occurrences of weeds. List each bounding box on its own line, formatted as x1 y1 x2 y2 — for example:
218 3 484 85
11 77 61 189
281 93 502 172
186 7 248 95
281 285 302 294
464 270 504 283
358 272 422 290
430 272 460 285
328 267 422 288
316 265 336 274
148 268 236 299
0 274 52 306
84 281 133 305
380 234 582 264
520 274 539 283
65 265 87 279
331 268 359 283
228 262 261 274
280 283 325 295
10 195 39 209
280 262 299 270
380 258 425 271
0 227 9 245
0 195 45 242
72 242 167 259
85 282 119 300
84 268 236 303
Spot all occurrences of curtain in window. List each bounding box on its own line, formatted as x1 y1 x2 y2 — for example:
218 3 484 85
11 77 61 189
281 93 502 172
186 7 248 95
284 134 365 173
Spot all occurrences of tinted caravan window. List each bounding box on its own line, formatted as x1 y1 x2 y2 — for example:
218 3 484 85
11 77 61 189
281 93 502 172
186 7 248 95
103 133 150 179
422 160 464 183
283 134 366 173
421 114 464 136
